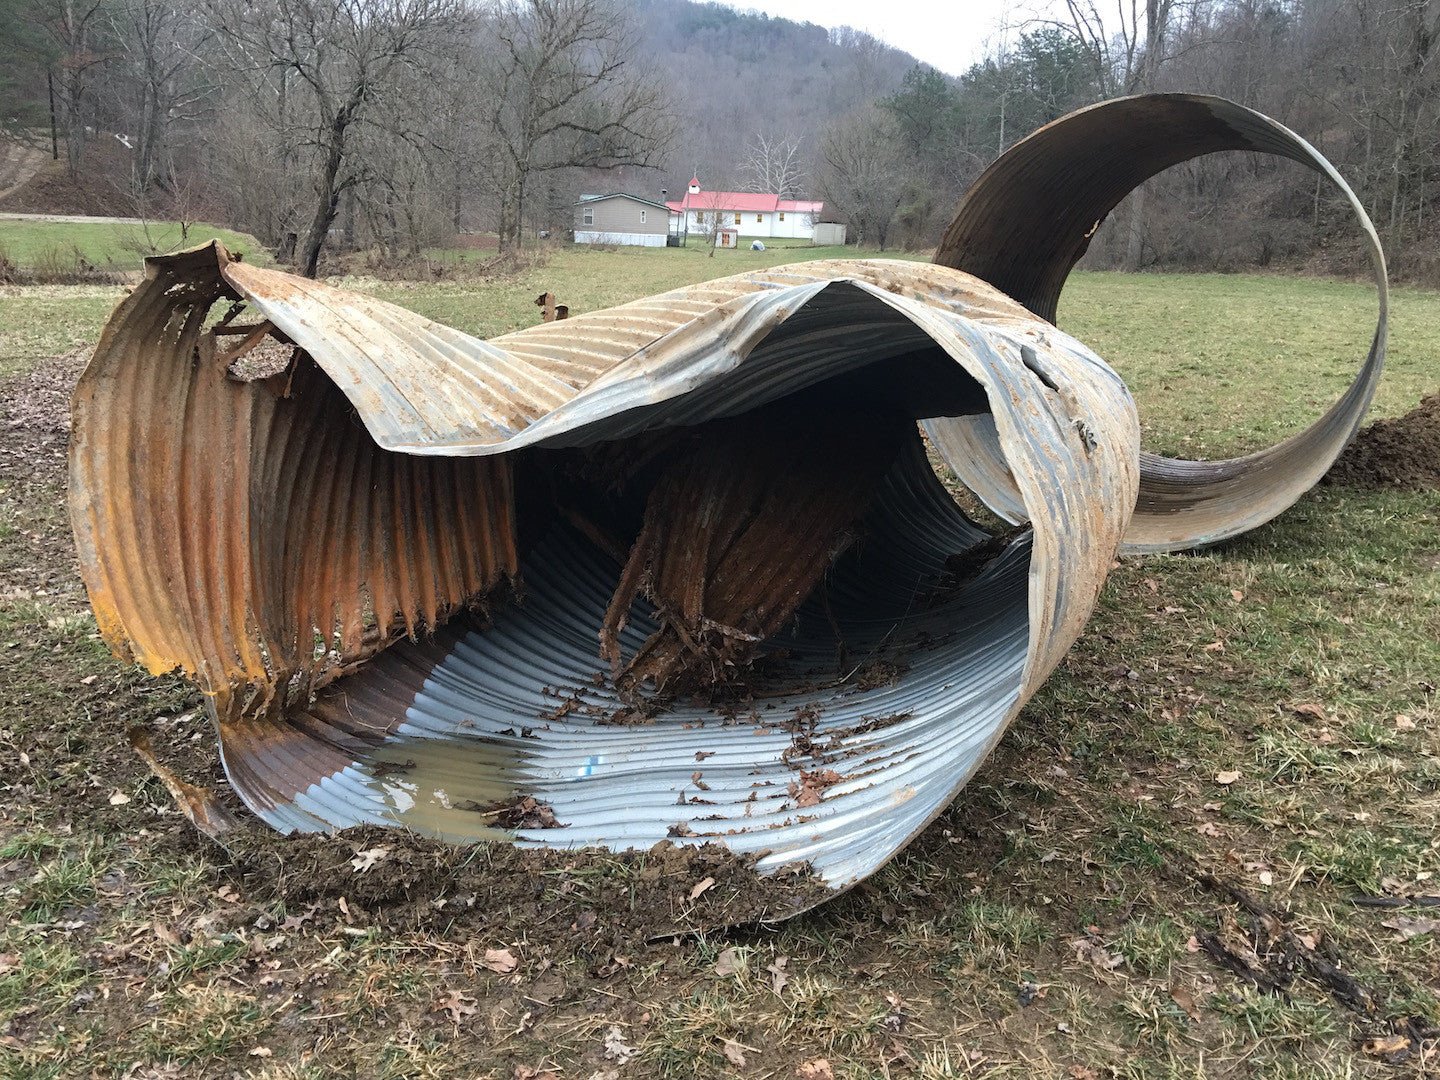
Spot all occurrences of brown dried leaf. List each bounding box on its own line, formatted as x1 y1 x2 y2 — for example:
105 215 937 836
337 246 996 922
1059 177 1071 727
787 768 842 809
1169 982 1199 1020
434 989 476 1024
714 947 743 978
1364 1033 1411 1056
1069 937 1124 971
1215 770 1241 785
689 876 716 900
721 1039 748 1067
603 1025 637 1064
796 1060 834 1080
349 846 388 873
1381 915 1440 941
482 947 519 974
767 955 790 995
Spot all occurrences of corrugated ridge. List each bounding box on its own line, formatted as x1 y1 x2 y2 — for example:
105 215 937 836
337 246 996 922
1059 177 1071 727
69 255 519 706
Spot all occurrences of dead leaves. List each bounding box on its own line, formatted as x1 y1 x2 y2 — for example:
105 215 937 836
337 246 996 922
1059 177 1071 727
788 768 841 808
349 846 389 873
1381 915 1440 941
1214 769 1241 786
689 875 716 900
433 988 476 1024
602 1025 637 1064
714 946 744 978
1364 1032 1412 1057
766 955 790 995
481 946 520 974
720 1038 749 1067
1069 932 1124 972
796 1060 834 1080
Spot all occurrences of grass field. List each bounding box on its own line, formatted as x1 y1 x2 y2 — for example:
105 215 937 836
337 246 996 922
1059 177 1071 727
0 217 271 271
0 246 1436 1078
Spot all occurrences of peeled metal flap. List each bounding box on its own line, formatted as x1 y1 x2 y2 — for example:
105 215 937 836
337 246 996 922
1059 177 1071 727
929 93 1388 553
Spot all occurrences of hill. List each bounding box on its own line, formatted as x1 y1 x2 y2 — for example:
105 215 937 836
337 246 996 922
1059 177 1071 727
600 0 920 200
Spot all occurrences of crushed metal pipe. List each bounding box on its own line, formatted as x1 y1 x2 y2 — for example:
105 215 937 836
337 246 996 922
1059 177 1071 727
67 95 1385 907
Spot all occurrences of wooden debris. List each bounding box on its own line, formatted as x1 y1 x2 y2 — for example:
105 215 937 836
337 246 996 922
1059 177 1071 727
535 291 569 322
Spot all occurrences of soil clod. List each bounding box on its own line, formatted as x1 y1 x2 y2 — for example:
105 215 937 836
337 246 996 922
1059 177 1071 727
1325 393 1440 490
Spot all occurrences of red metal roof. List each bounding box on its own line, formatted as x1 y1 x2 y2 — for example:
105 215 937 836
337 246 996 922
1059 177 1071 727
665 190 823 215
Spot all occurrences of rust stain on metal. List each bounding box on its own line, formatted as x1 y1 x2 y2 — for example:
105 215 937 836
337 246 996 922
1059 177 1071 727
65 94 1385 916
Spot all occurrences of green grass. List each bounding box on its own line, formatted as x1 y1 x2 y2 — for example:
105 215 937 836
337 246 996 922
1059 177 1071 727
0 248 1437 1077
1063 271 1434 457
0 217 271 270
354 241 918 340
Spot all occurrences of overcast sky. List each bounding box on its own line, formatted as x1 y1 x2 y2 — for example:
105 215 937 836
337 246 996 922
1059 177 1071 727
731 0 1058 75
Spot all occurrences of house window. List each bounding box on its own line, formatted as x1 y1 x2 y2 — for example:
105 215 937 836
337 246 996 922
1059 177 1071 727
640 209 647 223
778 212 785 221
582 208 594 225
756 214 763 223
734 212 742 225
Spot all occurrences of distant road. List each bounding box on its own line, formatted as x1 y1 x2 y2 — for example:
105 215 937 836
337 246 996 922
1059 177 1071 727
0 141 47 203
0 211 148 225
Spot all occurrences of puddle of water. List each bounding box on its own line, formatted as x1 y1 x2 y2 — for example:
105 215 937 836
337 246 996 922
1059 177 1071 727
354 737 532 842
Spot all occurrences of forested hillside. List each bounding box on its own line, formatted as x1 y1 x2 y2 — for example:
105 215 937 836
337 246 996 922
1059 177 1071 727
1 0 1436 280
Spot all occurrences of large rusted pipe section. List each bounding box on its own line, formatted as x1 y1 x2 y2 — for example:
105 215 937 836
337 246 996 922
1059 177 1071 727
928 94 1387 553
67 96 1385 909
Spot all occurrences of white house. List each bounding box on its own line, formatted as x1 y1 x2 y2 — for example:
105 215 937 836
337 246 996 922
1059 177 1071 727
666 177 824 241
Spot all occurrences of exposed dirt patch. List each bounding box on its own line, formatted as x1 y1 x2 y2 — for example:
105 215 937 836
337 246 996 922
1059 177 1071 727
1326 393 1440 490
0 346 86 477
220 826 831 948
0 348 90 609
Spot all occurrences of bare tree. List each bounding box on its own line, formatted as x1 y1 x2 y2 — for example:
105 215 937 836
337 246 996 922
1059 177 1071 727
44 0 111 177
109 0 212 197
738 133 806 197
816 105 906 250
207 0 461 276
469 0 675 252
1041 0 1173 268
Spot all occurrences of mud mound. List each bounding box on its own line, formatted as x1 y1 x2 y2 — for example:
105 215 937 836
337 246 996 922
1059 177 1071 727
1325 394 1440 490
222 826 830 948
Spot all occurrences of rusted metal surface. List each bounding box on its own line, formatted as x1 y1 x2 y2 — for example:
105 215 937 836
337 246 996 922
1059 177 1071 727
66 94 1381 906
930 93 1388 553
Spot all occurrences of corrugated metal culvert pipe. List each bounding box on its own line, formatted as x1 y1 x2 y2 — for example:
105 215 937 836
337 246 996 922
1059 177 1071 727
68 95 1385 909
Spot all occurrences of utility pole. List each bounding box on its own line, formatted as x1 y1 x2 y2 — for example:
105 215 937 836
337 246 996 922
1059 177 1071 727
47 71 59 160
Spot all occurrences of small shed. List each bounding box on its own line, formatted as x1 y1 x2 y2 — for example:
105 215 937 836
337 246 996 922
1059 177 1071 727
812 222 847 246
574 193 670 247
